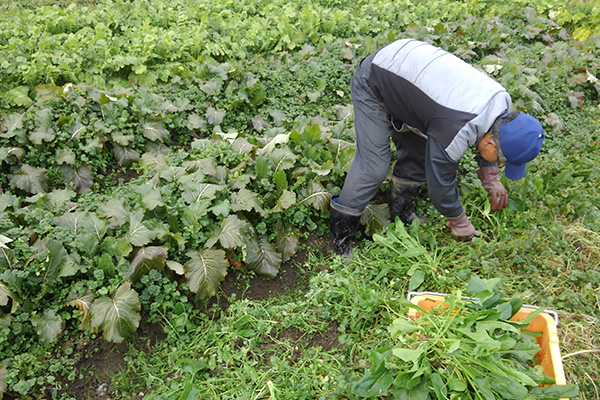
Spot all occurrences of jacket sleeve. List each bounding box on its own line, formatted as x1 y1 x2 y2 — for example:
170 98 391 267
425 137 464 218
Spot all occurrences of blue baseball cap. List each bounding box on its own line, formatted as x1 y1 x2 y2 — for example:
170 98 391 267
499 112 545 180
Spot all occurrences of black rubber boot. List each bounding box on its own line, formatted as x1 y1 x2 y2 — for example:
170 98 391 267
390 177 426 224
329 198 362 256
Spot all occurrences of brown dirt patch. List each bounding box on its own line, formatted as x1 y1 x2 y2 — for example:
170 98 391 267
59 321 164 400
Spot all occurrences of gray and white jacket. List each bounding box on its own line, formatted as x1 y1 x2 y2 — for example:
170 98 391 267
367 39 511 217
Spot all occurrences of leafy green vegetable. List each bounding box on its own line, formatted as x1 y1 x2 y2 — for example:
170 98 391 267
185 248 229 300
90 282 142 343
353 278 580 399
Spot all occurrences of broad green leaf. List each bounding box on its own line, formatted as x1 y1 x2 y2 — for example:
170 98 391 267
206 214 249 249
111 132 135 146
186 114 206 130
181 201 212 226
57 211 86 235
446 339 462 355
310 159 334 176
268 147 298 172
529 384 580 399
209 199 231 217
98 198 129 228
495 302 514 320
158 166 186 182
81 137 103 155
81 212 108 240
0 235 12 250
32 310 62 343
0 113 25 139
56 147 76 165
273 170 288 194
166 260 184 275
9 165 48 194
138 183 164 210
142 121 170 142
267 108 285 125
90 282 141 343
275 222 298 262
231 188 265 215
408 269 425 291
0 247 18 271
231 137 255 153
113 145 140 167
29 126 55 145
255 156 270 181
36 189 75 212
181 182 224 205
329 138 356 173
61 253 82 277
96 253 115 275
490 379 528 400
430 372 447 400
35 83 63 102
392 348 425 364
60 163 93 194
293 123 322 146
390 385 430 400
351 356 393 397
199 79 223 96
467 275 502 295
258 133 290 155
268 189 296 214
6 86 32 107
42 239 67 291
3 147 25 163
0 281 15 308
140 152 167 171
205 107 226 125
361 204 390 236
245 236 281 279
251 115 270 132
473 377 498 400
298 180 330 211
127 210 156 247
389 318 423 336
125 246 168 282
182 158 218 176
185 248 228 299
447 377 467 392
132 64 147 74
112 238 133 258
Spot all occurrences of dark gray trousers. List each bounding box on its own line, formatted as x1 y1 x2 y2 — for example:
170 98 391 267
338 53 426 211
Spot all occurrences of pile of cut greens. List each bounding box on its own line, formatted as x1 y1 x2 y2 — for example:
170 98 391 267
352 277 580 399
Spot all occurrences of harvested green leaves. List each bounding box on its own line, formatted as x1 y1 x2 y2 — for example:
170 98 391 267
353 277 579 399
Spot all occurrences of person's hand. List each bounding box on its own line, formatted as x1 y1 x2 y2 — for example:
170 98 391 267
446 212 481 241
477 166 508 211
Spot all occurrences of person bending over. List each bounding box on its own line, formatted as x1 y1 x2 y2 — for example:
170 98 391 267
330 39 545 255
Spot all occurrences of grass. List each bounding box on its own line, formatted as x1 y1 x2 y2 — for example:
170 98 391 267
101 216 599 399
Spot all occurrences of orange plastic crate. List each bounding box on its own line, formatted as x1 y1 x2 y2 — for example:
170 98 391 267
407 292 566 397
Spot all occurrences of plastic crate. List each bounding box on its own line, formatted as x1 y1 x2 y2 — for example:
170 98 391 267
406 292 566 395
